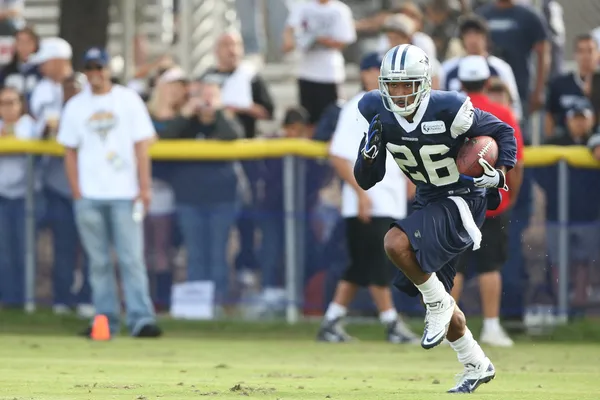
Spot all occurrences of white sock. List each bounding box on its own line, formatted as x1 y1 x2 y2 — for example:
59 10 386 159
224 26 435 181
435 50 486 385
324 302 347 322
483 317 501 332
379 308 398 324
416 273 446 304
449 328 486 366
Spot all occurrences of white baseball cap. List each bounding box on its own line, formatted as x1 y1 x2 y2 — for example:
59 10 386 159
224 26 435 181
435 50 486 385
30 37 72 65
458 55 490 82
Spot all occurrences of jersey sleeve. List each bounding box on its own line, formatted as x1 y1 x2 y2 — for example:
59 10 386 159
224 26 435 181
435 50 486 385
448 94 475 139
353 92 387 190
357 90 380 124
466 108 517 169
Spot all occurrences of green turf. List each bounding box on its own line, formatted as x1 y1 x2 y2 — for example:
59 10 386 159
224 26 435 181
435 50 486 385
0 335 599 400
1 309 600 342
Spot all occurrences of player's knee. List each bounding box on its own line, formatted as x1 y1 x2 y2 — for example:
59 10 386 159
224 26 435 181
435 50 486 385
384 227 411 261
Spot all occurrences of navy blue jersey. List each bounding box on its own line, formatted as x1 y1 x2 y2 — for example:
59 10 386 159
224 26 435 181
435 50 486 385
354 90 517 205
545 72 588 133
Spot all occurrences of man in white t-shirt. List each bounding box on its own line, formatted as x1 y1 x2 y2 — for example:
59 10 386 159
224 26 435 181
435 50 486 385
58 47 161 338
282 0 356 128
318 52 418 343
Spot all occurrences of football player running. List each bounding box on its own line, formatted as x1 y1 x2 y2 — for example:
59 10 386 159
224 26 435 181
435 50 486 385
354 44 517 393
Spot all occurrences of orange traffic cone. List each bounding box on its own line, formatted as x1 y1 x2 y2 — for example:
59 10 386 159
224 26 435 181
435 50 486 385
91 314 111 341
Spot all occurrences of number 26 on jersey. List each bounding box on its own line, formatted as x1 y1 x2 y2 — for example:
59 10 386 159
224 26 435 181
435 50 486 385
386 143 460 187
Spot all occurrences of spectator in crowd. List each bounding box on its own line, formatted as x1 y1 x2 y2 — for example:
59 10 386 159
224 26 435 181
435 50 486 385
252 106 311 314
42 72 94 317
283 0 356 127
144 66 187 312
348 0 403 62
545 34 599 138
451 56 524 347
256 105 336 315
201 29 274 286
319 52 418 344
423 0 464 61
487 77 514 107
0 86 36 307
542 0 565 79
58 47 160 337
0 27 41 103
147 66 188 135
28 37 88 316
440 14 521 120
157 79 243 313
476 0 549 118
380 13 440 89
393 1 437 60
539 101 600 314
477 0 548 325
0 0 24 67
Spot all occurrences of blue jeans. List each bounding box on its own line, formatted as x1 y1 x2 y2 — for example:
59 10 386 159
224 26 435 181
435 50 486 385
0 196 25 305
258 210 284 287
176 202 238 303
74 198 156 335
45 189 91 306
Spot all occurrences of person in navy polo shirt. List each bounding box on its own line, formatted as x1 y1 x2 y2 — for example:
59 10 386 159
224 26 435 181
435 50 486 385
545 34 599 139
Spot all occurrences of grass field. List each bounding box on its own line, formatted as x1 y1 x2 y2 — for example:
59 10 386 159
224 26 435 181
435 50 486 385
1 331 600 400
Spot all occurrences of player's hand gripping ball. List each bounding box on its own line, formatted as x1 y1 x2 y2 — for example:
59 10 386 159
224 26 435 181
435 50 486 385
457 136 507 190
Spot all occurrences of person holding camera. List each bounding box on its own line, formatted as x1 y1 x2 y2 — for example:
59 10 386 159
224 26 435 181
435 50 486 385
159 80 243 314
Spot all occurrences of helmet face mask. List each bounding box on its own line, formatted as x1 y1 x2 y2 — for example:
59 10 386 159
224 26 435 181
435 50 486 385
379 44 432 117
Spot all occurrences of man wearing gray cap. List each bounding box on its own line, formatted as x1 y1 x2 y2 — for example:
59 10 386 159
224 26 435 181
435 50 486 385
29 37 95 318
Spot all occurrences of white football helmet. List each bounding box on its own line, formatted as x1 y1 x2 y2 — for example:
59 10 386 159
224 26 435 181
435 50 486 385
379 44 432 116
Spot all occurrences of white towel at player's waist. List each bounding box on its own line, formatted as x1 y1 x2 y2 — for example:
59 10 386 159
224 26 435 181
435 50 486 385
448 196 482 251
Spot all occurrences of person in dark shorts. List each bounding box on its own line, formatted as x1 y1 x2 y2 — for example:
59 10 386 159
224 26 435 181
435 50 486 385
451 55 525 348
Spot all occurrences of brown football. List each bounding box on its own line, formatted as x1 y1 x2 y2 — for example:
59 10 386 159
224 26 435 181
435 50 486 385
456 136 498 177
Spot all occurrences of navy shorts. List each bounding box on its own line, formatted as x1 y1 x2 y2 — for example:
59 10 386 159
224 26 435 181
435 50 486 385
391 196 487 297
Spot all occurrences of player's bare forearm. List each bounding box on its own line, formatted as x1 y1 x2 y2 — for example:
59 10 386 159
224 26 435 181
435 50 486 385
135 138 153 196
63 148 81 200
330 155 365 195
544 112 555 138
533 41 549 98
507 161 524 207
282 27 295 53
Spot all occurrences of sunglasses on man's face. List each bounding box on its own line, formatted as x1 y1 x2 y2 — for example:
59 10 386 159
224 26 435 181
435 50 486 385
84 64 104 71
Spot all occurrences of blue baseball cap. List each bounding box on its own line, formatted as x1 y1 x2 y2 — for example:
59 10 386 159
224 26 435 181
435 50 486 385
360 52 383 71
83 47 110 67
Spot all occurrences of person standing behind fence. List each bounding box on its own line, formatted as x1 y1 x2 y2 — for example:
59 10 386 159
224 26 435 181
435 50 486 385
319 52 418 344
283 0 356 129
0 87 37 307
57 47 161 338
29 37 94 317
157 79 243 315
201 30 275 288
